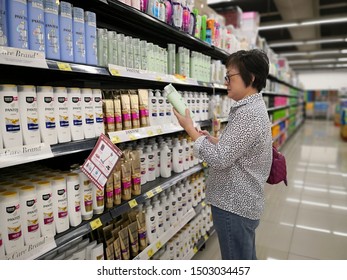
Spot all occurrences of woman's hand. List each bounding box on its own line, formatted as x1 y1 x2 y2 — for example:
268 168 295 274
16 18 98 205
199 130 219 144
173 108 194 130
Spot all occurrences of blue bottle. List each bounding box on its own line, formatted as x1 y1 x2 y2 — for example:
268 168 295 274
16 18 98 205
72 7 86 64
6 0 28 49
84 11 97 66
0 0 8 46
28 0 45 52
59 1 73 62
44 0 60 60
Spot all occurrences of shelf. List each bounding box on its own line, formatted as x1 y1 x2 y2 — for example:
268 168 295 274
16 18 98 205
262 91 300 98
133 208 196 260
272 129 287 142
268 74 304 92
267 105 290 112
109 164 204 220
182 227 216 260
271 116 289 128
36 164 204 259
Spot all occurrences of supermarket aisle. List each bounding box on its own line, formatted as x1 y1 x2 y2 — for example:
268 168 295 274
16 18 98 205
193 120 347 260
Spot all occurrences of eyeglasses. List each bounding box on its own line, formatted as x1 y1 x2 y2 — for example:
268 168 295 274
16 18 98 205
224 73 240 83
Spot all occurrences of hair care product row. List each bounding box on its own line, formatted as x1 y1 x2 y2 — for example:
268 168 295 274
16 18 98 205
0 84 104 149
153 203 212 260
1 0 97 65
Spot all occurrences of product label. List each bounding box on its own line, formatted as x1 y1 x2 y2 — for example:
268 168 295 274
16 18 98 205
58 207 68 218
105 116 115 123
59 115 69 127
43 212 54 224
5 119 21 132
75 202 81 212
73 114 82 126
27 116 39 130
45 115 56 129
122 181 131 189
95 113 103 123
132 177 141 185
114 188 121 195
122 113 131 121
85 114 94 124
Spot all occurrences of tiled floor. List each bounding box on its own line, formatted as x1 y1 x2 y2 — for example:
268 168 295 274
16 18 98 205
193 120 347 260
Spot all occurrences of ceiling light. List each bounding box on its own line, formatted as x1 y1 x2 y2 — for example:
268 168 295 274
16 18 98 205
301 17 347 26
310 50 341 55
280 49 347 57
259 16 347 31
259 22 299 31
269 37 346 48
288 60 310 64
280 51 309 57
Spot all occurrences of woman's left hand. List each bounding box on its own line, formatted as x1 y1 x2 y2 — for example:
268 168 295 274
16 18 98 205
173 108 194 130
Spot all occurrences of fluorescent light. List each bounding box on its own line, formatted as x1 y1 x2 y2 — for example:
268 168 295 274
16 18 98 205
288 60 310 64
310 50 341 55
259 17 347 31
269 38 346 48
296 224 330 234
259 22 299 31
280 51 309 57
333 231 347 237
281 49 347 57
301 17 347 26
341 49 347 53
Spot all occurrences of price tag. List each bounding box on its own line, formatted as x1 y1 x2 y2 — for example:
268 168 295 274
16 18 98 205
201 201 206 207
147 130 154 136
57 62 72 71
156 76 163 82
147 249 154 258
193 247 198 254
204 234 208 241
111 135 121 143
157 128 163 134
156 241 162 249
155 186 163 194
129 135 137 140
110 69 121 76
128 199 138 208
146 190 154 198
202 162 208 167
90 218 102 230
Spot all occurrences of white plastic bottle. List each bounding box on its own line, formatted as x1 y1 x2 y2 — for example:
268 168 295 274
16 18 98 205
36 86 58 145
148 90 158 126
67 88 83 141
168 190 177 226
18 85 41 145
160 143 171 178
19 186 40 245
179 181 187 215
159 192 170 231
145 145 156 182
90 243 104 260
205 93 210 120
183 91 190 115
145 201 157 244
174 185 183 221
81 88 95 139
194 92 201 121
53 87 71 143
51 176 69 234
153 197 164 237
0 191 24 255
189 92 195 117
153 142 160 178
172 140 184 173
92 89 104 137
155 90 165 125
66 173 82 227
36 181 56 237
185 179 193 210
181 138 190 171
0 84 23 148
139 146 148 185
162 90 172 124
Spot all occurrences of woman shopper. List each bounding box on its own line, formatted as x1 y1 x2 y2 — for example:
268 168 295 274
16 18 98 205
173 49 272 260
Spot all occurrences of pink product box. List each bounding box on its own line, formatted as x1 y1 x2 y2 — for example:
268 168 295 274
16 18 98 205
274 96 288 107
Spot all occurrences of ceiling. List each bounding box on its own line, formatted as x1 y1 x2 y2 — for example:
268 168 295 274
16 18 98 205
208 0 347 72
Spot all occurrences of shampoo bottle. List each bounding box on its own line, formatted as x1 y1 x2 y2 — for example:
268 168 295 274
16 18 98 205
59 1 73 62
84 11 97 65
145 145 156 182
7 0 28 49
81 88 95 139
145 201 157 244
92 89 104 137
51 176 69 233
53 87 71 143
172 140 183 173
72 7 86 64
66 173 82 227
0 0 8 46
36 86 58 145
28 0 45 52
44 0 60 60
18 85 41 145
160 143 171 178
148 90 158 126
67 87 83 141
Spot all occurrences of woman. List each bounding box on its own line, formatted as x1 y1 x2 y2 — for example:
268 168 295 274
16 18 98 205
173 49 272 260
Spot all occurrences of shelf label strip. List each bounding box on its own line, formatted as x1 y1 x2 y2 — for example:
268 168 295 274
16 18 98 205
0 46 48 69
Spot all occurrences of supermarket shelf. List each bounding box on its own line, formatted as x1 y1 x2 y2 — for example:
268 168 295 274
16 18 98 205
271 116 290 128
278 120 305 151
262 91 300 98
272 129 287 143
267 105 290 112
268 74 304 92
109 164 204 220
133 208 196 260
37 164 204 259
182 227 216 260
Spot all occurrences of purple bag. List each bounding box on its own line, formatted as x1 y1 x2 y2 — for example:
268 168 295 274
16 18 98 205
267 146 288 186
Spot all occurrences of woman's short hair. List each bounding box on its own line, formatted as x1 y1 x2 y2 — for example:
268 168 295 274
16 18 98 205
225 49 269 92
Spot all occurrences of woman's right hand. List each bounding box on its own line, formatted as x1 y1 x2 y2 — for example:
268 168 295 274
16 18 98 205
199 130 219 144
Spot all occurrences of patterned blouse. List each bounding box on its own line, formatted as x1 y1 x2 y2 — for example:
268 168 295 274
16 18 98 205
194 93 272 220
